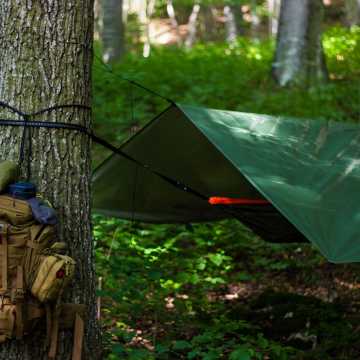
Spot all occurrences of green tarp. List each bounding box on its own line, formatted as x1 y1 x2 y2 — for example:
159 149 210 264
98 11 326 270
93 103 360 263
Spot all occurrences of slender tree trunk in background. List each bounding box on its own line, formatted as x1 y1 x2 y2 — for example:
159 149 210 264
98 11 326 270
101 0 125 62
167 0 182 46
202 6 216 41
268 0 281 36
250 0 261 39
0 1 101 359
232 5 245 36
143 0 156 57
272 0 328 87
224 5 238 43
123 0 147 23
185 4 201 48
94 0 102 40
345 0 360 26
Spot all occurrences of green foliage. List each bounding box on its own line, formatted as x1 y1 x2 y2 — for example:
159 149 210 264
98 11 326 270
95 217 300 359
94 26 360 359
323 26 360 79
95 215 358 359
93 26 359 150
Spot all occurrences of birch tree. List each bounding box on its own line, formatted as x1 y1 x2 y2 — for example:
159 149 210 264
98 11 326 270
0 1 101 359
185 3 201 48
224 5 238 43
143 0 156 57
167 0 182 45
268 0 281 36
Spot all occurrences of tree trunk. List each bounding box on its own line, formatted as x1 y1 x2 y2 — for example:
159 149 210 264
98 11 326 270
345 0 360 26
185 4 201 48
143 0 156 58
268 0 281 36
101 0 125 62
0 1 101 359
167 0 182 46
124 0 147 20
272 0 328 87
250 0 261 39
224 5 238 44
94 0 102 40
202 6 216 42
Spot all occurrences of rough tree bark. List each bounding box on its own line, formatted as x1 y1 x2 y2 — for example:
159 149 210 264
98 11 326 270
0 1 101 359
101 0 125 62
272 0 328 87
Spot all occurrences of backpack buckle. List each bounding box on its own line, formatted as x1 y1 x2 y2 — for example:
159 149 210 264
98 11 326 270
0 223 7 242
10 288 24 303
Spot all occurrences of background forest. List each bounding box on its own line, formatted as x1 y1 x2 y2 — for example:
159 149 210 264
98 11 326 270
93 0 360 359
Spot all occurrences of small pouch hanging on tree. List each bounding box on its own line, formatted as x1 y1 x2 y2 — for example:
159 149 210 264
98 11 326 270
31 251 76 303
27 197 58 225
0 161 18 194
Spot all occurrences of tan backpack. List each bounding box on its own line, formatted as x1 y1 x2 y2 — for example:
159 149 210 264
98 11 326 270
0 195 84 359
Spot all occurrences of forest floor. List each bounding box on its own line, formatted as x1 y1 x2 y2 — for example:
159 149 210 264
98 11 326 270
95 219 360 360
226 261 360 359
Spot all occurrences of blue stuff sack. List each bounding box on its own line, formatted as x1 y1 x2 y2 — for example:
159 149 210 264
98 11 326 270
27 198 58 225
7 182 37 200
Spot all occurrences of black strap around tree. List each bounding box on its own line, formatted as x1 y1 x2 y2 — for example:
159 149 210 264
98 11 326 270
0 102 92 181
92 53 175 106
0 101 208 201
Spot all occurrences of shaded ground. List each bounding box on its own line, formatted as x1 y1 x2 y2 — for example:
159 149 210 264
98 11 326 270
224 264 360 359
96 218 360 359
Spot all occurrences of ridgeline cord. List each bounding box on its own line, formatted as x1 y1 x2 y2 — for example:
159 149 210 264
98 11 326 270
19 38 172 105
93 53 175 105
0 101 27 117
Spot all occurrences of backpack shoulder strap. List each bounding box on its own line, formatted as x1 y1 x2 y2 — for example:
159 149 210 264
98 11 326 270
14 265 24 339
72 313 84 360
48 304 60 359
0 224 8 293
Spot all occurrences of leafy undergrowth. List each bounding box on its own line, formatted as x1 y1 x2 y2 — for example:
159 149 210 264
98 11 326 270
93 26 360 166
94 217 360 359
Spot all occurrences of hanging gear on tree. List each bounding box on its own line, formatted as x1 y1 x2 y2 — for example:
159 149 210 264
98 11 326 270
0 164 85 360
